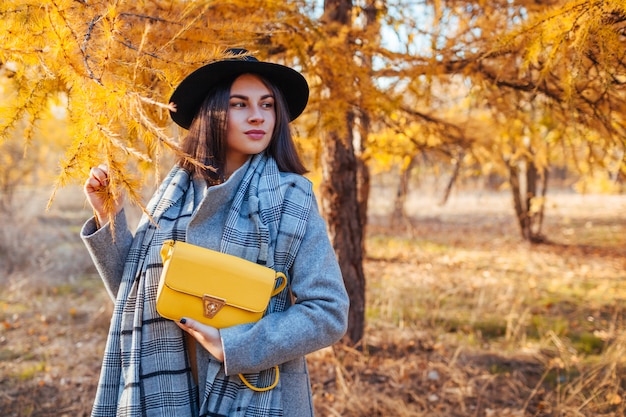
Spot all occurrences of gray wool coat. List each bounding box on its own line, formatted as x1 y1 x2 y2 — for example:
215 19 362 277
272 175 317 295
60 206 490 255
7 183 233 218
81 162 350 416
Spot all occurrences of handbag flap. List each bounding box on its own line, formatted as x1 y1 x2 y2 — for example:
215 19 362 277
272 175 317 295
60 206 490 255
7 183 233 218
160 240 278 313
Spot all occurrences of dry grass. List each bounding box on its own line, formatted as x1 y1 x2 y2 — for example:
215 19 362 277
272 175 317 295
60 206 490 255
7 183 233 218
1 186 625 416
307 190 626 417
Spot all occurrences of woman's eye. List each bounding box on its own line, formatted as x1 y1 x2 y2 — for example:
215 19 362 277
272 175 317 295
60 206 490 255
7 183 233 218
230 101 245 108
261 101 274 109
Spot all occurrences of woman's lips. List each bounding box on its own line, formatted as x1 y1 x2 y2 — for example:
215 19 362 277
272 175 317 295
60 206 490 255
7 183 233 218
245 130 266 140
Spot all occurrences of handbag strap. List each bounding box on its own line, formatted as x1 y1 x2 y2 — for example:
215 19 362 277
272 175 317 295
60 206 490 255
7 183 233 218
239 366 280 392
238 273 284 392
271 272 287 297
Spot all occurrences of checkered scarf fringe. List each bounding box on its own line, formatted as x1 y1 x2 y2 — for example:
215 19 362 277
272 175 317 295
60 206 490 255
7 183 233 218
91 154 312 417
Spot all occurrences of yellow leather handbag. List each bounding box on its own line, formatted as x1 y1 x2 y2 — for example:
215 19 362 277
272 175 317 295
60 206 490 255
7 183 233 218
156 240 286 392
156 240 287 328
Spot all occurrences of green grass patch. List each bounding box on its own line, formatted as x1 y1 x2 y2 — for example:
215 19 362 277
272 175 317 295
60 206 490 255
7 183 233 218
17 361 46 381
0 348 21 361
571 332 606 355
366 234 450 261
365 230 626 360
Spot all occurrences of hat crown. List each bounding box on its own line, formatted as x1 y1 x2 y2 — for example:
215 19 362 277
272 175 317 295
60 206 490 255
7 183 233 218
169 48 309 129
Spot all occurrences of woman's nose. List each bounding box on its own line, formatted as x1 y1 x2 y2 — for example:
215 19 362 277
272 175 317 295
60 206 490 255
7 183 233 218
248 105 264 123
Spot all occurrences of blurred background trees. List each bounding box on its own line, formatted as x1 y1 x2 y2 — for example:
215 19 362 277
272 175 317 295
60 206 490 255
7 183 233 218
1 0 624 345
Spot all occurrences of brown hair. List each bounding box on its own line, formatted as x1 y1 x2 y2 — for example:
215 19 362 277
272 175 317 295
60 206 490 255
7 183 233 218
176 74 307 184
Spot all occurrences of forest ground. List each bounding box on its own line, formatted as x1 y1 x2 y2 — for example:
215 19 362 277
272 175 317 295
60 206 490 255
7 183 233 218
1 184 625 416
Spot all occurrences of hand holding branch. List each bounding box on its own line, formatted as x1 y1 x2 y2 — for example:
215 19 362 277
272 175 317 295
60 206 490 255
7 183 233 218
84 164 124 226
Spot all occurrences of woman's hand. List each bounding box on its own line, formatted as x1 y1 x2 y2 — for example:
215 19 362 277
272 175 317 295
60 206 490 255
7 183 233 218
84 164 124 225
177 318 225 362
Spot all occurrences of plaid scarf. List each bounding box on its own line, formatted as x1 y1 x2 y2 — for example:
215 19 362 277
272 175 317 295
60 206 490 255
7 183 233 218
91 153 312 417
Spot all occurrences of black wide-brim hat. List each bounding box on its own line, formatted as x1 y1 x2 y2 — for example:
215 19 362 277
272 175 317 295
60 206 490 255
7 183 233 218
169 49 309 129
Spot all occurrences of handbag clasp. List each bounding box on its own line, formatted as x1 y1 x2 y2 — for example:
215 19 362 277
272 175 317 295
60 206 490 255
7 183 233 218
203 295 226 319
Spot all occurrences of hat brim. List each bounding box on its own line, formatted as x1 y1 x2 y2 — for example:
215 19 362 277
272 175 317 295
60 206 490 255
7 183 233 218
169 60 309 129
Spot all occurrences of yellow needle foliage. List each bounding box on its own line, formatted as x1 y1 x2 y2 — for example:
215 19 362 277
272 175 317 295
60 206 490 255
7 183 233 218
0 0 307 218
1 0 624 218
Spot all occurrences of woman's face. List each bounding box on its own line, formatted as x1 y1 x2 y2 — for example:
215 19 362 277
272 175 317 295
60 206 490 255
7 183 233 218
225 73 276 175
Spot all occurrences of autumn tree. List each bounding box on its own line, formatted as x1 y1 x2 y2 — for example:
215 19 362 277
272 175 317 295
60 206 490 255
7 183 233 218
442 0 626 241
1 0 317 207
3 0 625 348
309 0 366 345
364 0 626 242
1 0 372 345
0 72 69 211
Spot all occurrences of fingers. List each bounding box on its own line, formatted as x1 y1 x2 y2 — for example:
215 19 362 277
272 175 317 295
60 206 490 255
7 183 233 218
177 318 206 348
177 317 224 361
85 164 110 192
177 317 203 336
84 165 109 217
83 164 125 222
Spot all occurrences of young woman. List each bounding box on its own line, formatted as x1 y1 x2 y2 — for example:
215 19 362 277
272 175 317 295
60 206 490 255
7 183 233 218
82 49 349 417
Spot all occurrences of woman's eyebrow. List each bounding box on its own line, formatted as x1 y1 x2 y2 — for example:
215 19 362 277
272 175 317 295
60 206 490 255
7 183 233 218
230 94 275 100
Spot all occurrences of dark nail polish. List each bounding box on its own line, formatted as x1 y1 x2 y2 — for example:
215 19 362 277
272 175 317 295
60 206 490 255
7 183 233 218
179 318 187 324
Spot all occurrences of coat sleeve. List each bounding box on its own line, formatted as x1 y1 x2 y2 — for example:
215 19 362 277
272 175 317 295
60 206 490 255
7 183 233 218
80 209 134 301
219 197 350 375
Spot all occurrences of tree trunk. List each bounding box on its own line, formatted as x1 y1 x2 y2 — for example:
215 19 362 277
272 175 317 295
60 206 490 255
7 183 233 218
534 167 549 239
320 0 365 346
526 161 548 243
509 162 530 241
508 159 548 243
391 155 418 227
321 0 369 345
320 126 366 345
356 1 379 253
356 121 370 252
439 153 463 206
